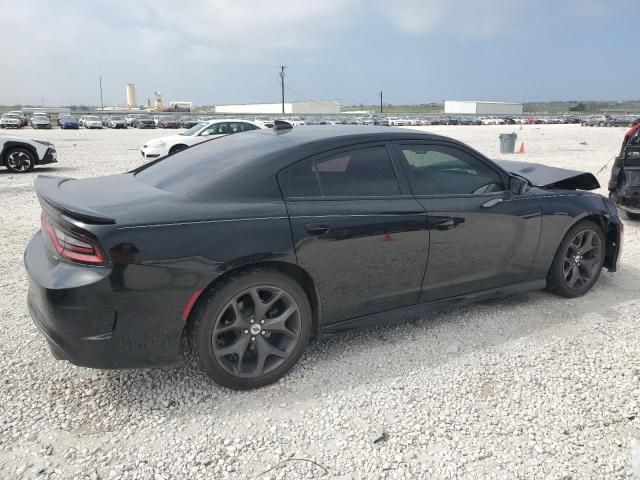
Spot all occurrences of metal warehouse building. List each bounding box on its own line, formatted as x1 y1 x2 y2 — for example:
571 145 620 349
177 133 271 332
214 100 341 115
444 100 523 115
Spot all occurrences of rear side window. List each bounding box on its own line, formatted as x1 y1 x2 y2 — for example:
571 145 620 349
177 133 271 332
280 146 401 198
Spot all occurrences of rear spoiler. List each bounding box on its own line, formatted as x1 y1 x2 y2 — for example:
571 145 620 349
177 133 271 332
35 176 116 224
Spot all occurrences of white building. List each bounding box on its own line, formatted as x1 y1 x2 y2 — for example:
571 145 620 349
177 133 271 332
215 100 341 115
444 100 523 115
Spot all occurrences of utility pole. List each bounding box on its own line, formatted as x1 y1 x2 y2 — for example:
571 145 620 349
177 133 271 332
279 65 286 114
99 75 104 111
380 90 383 114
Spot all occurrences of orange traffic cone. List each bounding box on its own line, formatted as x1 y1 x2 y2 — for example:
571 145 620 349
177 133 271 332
518 142 525 154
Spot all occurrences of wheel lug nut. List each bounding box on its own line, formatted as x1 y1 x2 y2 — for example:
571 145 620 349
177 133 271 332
243 329 249 334
261 331 266 335
250 318 254 324
260 320 264 324
251 336 255 341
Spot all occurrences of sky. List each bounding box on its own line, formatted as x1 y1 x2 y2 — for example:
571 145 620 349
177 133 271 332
0 0 635 107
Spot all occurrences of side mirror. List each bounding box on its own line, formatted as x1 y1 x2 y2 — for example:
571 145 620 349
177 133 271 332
509 176 526 194
200 130 210 137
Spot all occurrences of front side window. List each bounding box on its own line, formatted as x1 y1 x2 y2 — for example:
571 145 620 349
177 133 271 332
280 146 400 198
400 145 504 195
200 123 230 136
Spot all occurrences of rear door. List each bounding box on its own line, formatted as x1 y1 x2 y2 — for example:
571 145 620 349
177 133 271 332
278 143 429 324
394 141 541 302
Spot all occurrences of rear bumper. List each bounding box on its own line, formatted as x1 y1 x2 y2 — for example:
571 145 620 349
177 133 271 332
24 232 190 369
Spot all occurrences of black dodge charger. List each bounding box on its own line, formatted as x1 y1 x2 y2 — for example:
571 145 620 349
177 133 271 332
25 126 623 389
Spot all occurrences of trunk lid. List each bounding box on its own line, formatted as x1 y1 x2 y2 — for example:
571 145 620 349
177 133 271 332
34 174 212 226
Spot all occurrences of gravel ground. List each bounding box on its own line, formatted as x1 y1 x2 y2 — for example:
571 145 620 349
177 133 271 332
1 124 639 479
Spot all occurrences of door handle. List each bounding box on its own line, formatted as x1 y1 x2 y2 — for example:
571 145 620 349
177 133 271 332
304 223 330 236
435 218 455 230
482 198 503 208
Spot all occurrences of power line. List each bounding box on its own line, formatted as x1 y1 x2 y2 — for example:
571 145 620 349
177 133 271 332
284 85 341 107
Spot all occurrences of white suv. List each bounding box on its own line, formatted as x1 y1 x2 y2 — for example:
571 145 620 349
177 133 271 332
0 136 57 173
141 119 263 158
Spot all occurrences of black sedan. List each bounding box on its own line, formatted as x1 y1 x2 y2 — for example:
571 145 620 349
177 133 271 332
25 126 622 389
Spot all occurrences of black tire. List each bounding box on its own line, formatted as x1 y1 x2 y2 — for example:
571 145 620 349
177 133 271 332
190 268 312 389
623 210 640 221
169 144 188 155
598 121 605 127
546 220 605 298
4 147 36 173
581 122 587 126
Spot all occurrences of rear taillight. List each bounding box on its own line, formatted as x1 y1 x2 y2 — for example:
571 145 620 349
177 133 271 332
41 212 107 265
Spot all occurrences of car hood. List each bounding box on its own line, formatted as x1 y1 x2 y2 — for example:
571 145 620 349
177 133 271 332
494 159 600 191
32 118 50 123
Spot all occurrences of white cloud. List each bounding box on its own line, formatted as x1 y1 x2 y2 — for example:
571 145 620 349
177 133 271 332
0 0 517 104
374 0 515 38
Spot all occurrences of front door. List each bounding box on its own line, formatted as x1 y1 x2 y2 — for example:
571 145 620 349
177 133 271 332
278 143 429 324
394 141 541 302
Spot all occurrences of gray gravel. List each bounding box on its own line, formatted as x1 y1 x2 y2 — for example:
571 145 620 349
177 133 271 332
1 125 639 479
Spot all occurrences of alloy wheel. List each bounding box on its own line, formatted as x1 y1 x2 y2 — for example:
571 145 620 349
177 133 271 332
6 151 33 172
211 285 302 378
563 229 602 290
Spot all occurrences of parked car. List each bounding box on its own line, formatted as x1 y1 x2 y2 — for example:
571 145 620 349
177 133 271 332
125 114 139 127
0 113 24 128
82 116 103 129
7 111 27 127
25 126 622 389
609 123 640 219
0 135 56 172
58 115 79 129
30 113 52 129
107 116 127 129
158 117 180 128
582 115 610 127
141 119 263 158
179 116 199 129
479 117 505 125
606 115 640 127
134 116 156 129
281 117 305 126
254 117 275 128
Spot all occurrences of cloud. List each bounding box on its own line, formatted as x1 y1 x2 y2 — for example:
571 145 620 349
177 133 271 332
374 0 516 39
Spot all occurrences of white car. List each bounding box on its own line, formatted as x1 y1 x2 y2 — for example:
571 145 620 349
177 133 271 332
478 117 505 125
281 117 305 126
0 113 23 129
140 119 263 159
0 135 57 173
82 115 103 129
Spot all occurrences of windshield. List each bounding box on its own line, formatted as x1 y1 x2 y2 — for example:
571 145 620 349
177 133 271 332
111 116 124 121
180 122 206 136
85 116 99 120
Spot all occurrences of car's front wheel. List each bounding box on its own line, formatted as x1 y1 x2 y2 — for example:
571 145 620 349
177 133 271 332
5 147 36 173
190 269 312 389
169 144 188 155
546 220 605 298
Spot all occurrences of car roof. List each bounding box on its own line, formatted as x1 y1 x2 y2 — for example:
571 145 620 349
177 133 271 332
248 125 449 147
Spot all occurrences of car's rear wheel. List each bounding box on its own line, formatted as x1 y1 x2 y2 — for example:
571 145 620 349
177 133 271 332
5 147 35 173
169 144 188 155
190 269 312 389
546 220 605 298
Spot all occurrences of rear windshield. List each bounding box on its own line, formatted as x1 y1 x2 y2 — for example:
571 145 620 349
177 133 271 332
135 132 285 199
